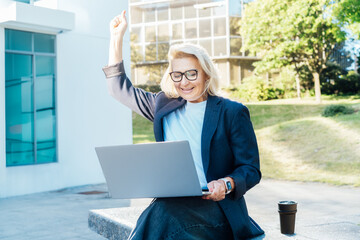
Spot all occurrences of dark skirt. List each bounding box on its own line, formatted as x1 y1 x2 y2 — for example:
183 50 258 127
128 197 234 240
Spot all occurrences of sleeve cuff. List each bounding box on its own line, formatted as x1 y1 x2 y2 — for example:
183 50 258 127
102 62 125 78
227 174 246 200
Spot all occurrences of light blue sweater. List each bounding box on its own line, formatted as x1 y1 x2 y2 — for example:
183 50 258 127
163 101 208 188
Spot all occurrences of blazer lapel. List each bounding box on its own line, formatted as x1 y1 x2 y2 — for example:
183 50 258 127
201 95 222 177
153 97 186 141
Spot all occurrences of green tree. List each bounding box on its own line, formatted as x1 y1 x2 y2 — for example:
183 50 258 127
333 0 360 39
241 0 346 102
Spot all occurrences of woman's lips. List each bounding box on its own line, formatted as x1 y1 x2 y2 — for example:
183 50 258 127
181 87 194 93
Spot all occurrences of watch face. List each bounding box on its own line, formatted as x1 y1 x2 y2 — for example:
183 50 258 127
226 181 232 190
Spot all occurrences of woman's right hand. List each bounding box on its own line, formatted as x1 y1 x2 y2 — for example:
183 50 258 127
108 10 127 65
110 10 128 41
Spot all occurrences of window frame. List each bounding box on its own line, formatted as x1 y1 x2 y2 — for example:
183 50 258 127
5 29 58 167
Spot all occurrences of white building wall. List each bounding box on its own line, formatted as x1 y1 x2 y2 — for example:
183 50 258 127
0 0 132 197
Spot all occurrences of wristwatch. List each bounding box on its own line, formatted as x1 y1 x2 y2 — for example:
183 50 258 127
219 178 232 194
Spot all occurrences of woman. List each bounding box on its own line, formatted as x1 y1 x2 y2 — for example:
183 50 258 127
103 11 264 240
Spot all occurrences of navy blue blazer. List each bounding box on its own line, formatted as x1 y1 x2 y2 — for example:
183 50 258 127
103 62 264 240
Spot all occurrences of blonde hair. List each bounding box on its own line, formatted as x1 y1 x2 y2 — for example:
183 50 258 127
160 43 221 98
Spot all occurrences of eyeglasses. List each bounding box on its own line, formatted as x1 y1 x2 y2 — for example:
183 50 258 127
169 69 198 82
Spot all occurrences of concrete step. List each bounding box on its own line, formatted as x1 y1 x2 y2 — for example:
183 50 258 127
88 207 145 240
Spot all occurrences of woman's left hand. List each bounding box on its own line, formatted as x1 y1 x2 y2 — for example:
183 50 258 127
202 180 226 201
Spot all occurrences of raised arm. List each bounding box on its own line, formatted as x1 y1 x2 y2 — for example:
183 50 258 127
108 11 127 65
104 11 157 121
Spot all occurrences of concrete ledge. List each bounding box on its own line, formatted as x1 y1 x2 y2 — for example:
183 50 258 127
88 207 145 240
88 185 360 240
0 1 75 34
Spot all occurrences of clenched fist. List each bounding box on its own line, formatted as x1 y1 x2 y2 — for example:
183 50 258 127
108 10 127 65
110 10 128 40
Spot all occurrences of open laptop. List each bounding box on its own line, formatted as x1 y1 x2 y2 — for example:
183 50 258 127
95 140 211 199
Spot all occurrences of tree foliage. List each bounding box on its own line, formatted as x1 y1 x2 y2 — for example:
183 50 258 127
333 0 360 39
241 0 346 102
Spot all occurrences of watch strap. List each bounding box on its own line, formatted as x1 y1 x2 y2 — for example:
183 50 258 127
219 178 232 194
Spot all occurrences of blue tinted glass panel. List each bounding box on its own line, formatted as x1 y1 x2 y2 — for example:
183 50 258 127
34 33 55 53
14 0 30 3
5 29 32 52
35 110 56 163
35 56 56 163
5 53 35 166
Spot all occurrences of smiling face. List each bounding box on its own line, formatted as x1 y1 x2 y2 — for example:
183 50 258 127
171 57 208 103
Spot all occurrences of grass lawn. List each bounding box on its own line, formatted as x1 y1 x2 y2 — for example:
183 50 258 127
132 95 360 186
132 112 155 143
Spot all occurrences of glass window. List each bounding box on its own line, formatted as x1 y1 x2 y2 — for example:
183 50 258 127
142 64 166 85
172 23 182 40
34 33 55 53
171 6 183 20
158 24 169 42
5 29 32 52
131 44 144 63
131 7 142 24
213 5 226 16
14 0 30 3
5 54 34 166
5 29 57 166
5 53 32 81
185 21 197 39
157 7 169 21
35 56 56 164
199 19 211 38
214 18 226 36
144 8 156 22
230 17 241 36
171 40 183 45
199 8 211 17
214 38 227 56
131 27 142 43
184 40 198 45
199 39 212 56
145 44 157 61
145 26 156 42
14 0 41 3
230 37 242 56
184 5 197 18
158 43 170 60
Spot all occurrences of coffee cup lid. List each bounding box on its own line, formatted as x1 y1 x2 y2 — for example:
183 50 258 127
279 200 297 205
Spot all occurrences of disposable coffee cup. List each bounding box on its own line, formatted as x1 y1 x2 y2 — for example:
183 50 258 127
278 201 297 234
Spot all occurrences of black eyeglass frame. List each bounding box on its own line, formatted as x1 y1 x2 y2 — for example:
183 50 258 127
169 69 198 82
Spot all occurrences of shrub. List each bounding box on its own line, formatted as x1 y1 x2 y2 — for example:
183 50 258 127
264 87 285 100
337 71 360 94
321 63 360 95
322 105 355 117
226 76 286 102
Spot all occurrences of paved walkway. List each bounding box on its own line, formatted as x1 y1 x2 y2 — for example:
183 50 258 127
0 179 359 240
246 180 360 239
